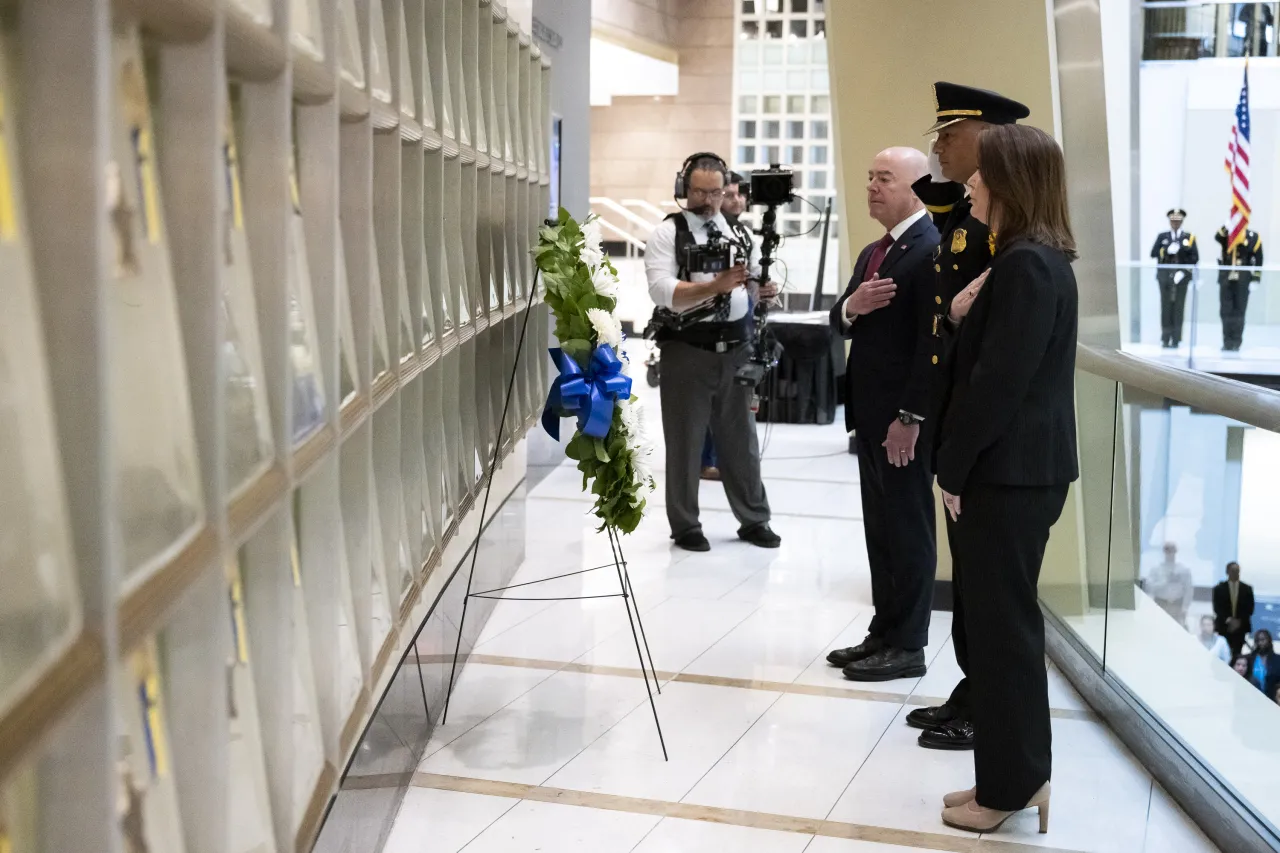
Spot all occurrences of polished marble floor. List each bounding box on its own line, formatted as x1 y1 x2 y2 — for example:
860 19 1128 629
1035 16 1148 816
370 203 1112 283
374 407 1219 852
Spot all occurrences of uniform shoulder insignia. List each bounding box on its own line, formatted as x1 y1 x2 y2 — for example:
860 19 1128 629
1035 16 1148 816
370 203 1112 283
951 228 967 254
1187 234 1195 245
1254 234 1262 250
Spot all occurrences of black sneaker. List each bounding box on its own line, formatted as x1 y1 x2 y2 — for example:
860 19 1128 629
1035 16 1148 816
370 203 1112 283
918 719 975 751
674 531 711 552
738 523 781 548
827 635 885 667
905 702 960 731
841 647 926 682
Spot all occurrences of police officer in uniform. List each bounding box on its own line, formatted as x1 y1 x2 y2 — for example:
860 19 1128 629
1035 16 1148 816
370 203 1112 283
1150 209 1199 348
645 153 781 552
1214 225 1263 351
903 82 1028 752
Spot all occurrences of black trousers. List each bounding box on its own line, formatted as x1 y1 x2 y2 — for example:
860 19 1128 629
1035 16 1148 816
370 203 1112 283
855 431 936 650
1225 630 1248 661
951 482 1069 811
1219 278 1251 349
944 516 971 719
1159 280 1188 345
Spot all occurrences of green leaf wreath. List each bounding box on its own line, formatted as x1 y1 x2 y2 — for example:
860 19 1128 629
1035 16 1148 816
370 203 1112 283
534 208 656 534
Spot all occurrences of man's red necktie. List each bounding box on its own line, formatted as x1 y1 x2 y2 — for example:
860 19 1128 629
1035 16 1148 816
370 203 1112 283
864 233 894 282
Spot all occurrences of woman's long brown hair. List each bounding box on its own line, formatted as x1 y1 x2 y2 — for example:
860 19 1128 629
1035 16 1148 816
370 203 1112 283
978 124 1078 260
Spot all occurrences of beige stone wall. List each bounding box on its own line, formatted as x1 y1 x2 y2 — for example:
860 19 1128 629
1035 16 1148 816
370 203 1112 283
826 1 1056 582
590 0 735 211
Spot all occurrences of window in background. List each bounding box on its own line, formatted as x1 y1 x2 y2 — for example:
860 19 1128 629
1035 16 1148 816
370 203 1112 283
741 20 759 39
730 0 836 292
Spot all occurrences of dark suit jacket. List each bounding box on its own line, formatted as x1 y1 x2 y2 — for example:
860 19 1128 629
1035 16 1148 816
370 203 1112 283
935 240 1080 494
1213 580 1254 636
829 214 941 441
1243 652 1280 698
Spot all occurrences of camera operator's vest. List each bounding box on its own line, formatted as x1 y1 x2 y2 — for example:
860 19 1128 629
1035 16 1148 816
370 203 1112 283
646 212 755 348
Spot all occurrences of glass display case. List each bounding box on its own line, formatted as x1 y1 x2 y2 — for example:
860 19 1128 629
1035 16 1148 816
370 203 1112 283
288 531 325 833
368 219 393 390
108 28 204 586
367 467 396 650
222 100 276 497
337 234 359 409
335 524 363 728
369 0 392 105
117 639 187 853
399 4 415 121
225 557 277 853
338 0 363 90
287 153 328 446
291 0 324 61
0 27 82 726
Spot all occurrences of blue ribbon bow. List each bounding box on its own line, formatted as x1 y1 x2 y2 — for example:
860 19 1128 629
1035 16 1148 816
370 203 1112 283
541 343 633 441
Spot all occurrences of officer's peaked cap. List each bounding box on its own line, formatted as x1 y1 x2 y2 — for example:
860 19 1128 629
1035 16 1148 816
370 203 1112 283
926 82 1031 134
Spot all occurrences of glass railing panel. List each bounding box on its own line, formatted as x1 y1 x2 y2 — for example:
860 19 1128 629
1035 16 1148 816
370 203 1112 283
1119 261 1280 374
1089 370 1280 835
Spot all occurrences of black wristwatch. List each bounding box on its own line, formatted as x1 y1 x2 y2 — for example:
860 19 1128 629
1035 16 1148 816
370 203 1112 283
898 410 923 426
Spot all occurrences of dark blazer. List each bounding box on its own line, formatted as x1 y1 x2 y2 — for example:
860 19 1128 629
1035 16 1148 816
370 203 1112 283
1243 652 1280 698
1213 580 1254 636
829 214 941 440
935 240 1079 494
1150 230 1199 286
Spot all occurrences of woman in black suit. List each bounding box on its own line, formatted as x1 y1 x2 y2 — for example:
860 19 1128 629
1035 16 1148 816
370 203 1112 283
934 124 1079 834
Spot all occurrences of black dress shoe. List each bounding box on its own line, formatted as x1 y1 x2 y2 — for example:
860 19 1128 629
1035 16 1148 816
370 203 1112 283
905 702 960 731
841 647 926 682
918 719 975 751
674 531 711 552
738 523 781 548
827 635 885 667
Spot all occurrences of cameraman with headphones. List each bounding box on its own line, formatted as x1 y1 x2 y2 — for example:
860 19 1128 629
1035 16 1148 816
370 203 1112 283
645 153 781 552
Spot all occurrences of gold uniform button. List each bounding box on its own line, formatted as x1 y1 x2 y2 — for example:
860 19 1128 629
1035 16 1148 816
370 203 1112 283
932 355 939 364
935 296 942 304
952 264 959 271
934 264 941 272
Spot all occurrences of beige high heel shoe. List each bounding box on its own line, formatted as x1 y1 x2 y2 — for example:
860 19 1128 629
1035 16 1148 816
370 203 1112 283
941 782 1051 834
943 787 975 808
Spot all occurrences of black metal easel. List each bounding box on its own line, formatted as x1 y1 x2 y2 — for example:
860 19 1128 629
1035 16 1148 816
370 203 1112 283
440 267 668 762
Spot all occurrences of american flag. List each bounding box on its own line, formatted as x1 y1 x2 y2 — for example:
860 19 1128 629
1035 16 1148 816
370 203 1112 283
1224 62 1251 251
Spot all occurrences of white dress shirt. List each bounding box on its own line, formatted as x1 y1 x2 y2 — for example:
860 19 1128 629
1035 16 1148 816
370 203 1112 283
645 209 761 323
1148 559 1195 622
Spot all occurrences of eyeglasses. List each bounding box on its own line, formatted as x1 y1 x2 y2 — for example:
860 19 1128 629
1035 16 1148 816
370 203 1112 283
688 188 724 199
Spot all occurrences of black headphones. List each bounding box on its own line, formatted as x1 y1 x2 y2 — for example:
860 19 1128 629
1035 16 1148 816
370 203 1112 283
674 151 728 200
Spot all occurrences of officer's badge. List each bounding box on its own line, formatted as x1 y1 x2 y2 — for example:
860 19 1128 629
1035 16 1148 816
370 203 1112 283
951 229 967 254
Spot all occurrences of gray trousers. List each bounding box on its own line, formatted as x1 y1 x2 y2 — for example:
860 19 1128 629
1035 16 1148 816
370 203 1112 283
658 341 771 538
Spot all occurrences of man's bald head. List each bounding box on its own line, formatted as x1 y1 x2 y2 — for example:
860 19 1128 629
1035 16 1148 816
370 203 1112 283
866 147 928 230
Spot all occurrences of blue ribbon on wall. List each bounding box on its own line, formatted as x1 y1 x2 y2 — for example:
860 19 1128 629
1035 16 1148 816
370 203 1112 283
541 343 633 441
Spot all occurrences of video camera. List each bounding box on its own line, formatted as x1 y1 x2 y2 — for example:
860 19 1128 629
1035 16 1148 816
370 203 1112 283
682 222 735 275
731 165 794 387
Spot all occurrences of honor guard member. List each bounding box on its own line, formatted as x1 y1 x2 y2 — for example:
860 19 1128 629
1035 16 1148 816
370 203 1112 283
1215 225 1263 351
1150 209 1200 348
905 81 1029 753
645 153 781 553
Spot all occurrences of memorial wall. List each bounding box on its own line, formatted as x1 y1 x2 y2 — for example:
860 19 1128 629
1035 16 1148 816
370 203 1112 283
0 2 551 852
